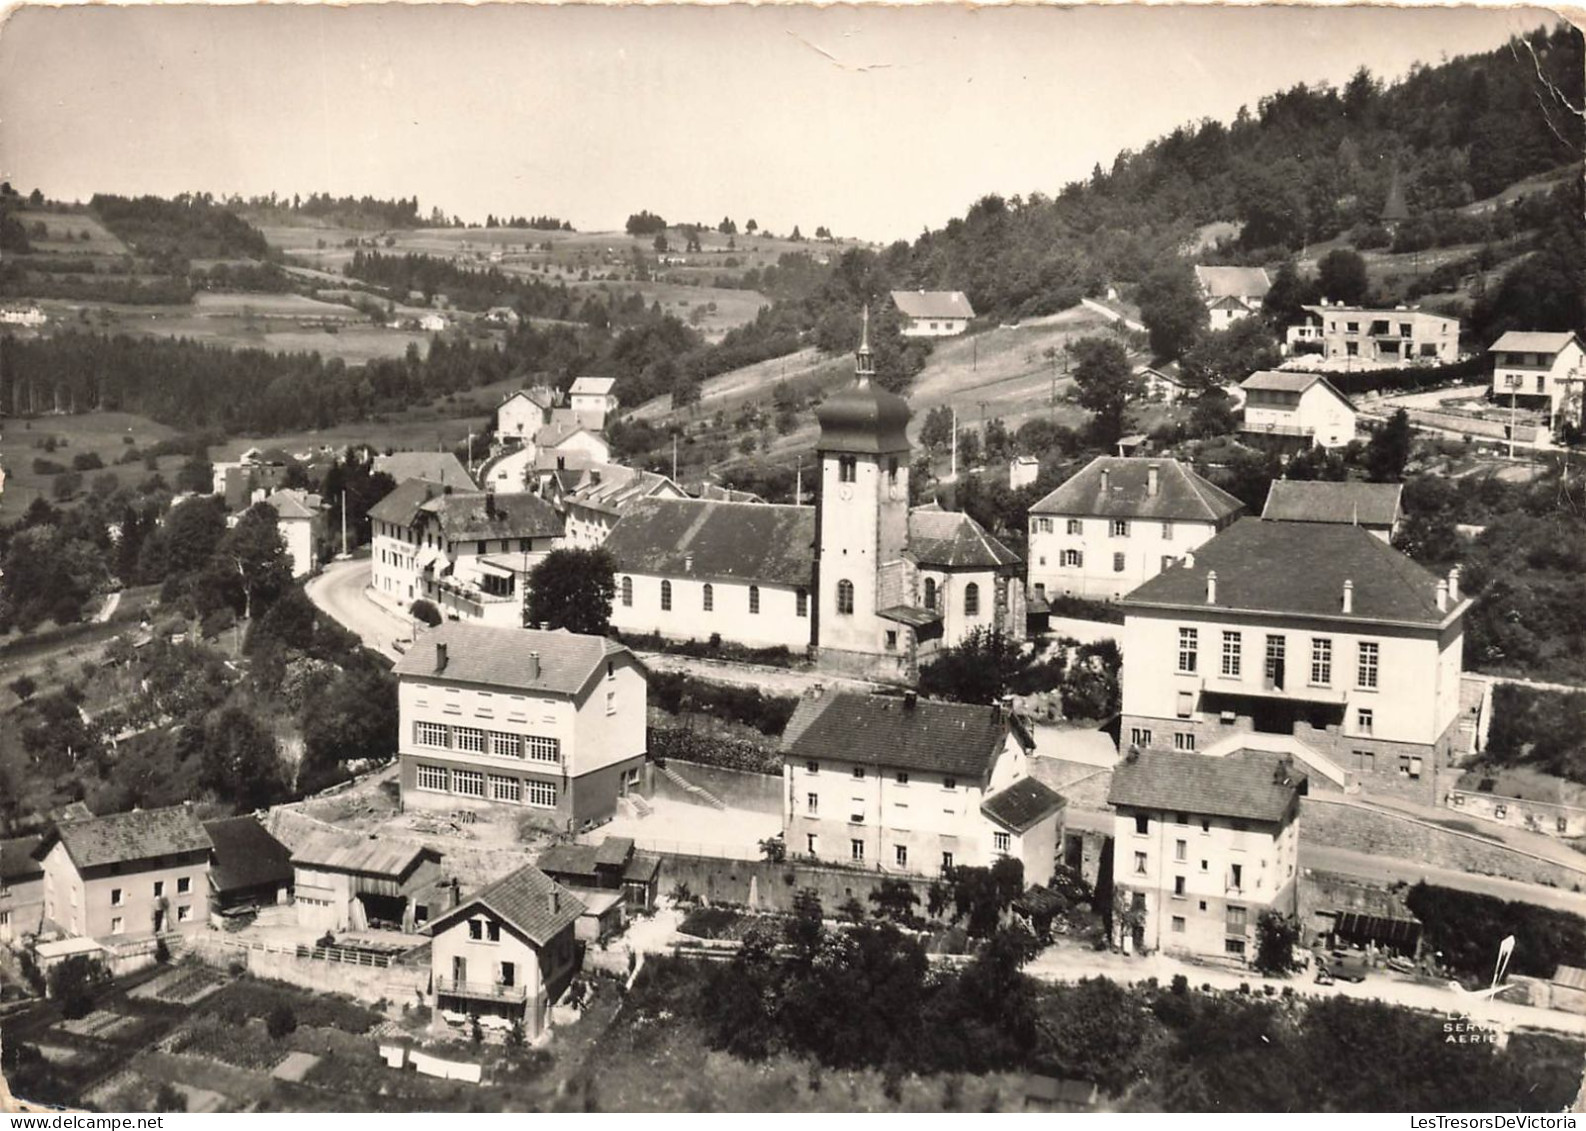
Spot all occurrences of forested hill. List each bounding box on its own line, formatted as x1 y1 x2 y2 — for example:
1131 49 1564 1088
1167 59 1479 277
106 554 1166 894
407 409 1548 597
883 23 1583 321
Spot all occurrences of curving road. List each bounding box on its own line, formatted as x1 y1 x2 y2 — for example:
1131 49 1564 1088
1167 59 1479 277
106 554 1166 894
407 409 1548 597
305 557 411 664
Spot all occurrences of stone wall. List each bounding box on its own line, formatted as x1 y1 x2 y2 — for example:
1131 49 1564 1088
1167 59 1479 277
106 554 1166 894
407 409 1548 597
657 854 938 914
187 934 429 1006
654 760 783 815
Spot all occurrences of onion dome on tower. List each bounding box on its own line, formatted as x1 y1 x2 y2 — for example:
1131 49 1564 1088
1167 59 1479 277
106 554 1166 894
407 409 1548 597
814 305 912 455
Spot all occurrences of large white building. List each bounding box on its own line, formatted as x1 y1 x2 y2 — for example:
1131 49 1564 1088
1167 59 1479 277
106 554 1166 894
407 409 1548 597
395 622 648 830
1290 302 1459 365
1026 457 1243 602
1108 749 1305 961
890 290 975 337
1240 370 1358 450
568 376 619 430
1490 330 1585 433
1118 518 1470 807
781 689 1064 879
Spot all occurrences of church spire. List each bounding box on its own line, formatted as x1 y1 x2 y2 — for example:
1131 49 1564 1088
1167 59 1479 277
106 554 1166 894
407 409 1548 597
855 304 875 387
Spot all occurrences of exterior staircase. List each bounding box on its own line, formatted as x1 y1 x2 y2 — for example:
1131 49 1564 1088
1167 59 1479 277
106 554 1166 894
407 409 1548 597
630 794 654 818
655 764 727 810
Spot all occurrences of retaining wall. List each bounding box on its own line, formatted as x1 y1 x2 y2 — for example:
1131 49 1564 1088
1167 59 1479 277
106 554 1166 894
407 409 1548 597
658 855 939 914
654 760 782 814
187 935 429 1006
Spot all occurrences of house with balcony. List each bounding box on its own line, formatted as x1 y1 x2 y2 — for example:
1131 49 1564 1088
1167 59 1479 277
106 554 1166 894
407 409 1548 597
1107 748 1305 961
426 862 582 1039
1194 266 1270 330
395 623 648 831
1489 331 1585 433
1260 480 1402 543
890 290 975 337
781 689 1064 881
36 805 212 942
1026 457 1243 603
1240 371 1358 450
1292 302 1459 365
1 836 45 944
1118 518 1471 807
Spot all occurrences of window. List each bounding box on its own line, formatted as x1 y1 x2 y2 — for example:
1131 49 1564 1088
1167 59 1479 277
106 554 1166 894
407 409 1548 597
1225 938 1246 956
1264 635 1286 688
111 888 123 907
839 456 857 483
1171 916 1186 934
1161 521 1174 540
1226 905 1247 929
452 770 485 798
943 777 957 791
836 579 854 615
1035 517 1053 534
923 578 937 610
748 585 760 615
941 852 954 873
885 630 897 651
964 583 980 617
850 839 865 862
1178 627 1198 673
1399 755 1423 781
469 919 483 940
1134 851 1148 875
606 690 616 716
796 588 809 617
499 960 515 986
853 766 866 780
1062 549 1083 568
1066 519 1082 535
1176 691 1194 719
490 775 521 803
895 771 909 785
154 881 165 898
1346 341 1359 357
888 457 899 485
1200 818 1211 834
417 764 448 792
455 727 486 754
807 834 818 855
1130 727 1152 749
660 580 672 612
525 735 560 763
807 793 818 814
1173 876 1186 897
895 845 908 868
1221 631 1241 677
177 905 191 923
1310 637 1332 685
1174 732 1195 751
1228 864 1243 892
489 732 521 759
1357 641 1379 689
111 916 124 935
1134 814 1149 835
1112 552 1125 573
702 583 714 612
1351 750 1376 773
621 576 633 607
1356 708 1374 735
993 831 1011 855
177 876 191 895
416 721 449 748
806 760 819 774
1174 839 1187 862
1161 555 1176 572
1111 519 1130 538
527 780 557 808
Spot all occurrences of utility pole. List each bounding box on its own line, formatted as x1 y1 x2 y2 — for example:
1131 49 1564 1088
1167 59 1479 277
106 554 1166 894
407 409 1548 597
672 432 679 483
972 335 977 372
1509 380 1518 461
795 454 802 506
340 491 348 558
950 406 958 482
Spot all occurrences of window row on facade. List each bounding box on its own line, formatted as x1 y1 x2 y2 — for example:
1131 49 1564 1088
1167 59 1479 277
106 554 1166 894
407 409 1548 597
619 576 809 617
1174 629 1380 688
805 835 975 872
1032 518 1176 540
413 762 558 807
413 721 561 764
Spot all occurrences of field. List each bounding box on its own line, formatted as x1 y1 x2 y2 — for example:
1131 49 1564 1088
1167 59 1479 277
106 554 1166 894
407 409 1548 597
14 208 132 259
0 410 185 522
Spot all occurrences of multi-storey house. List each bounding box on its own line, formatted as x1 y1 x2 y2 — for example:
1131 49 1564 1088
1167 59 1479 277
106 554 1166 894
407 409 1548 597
395 623 648 830
1108 749 1305 961
568 376 619 430
1026 457 1243 602
1240 371 1358 449
1194 266 1270 329
0 836 45 944
1292 302 1460 364
548 465 686 550
781 689 1064 880
1118 518 1469 806
1490 331 1585 433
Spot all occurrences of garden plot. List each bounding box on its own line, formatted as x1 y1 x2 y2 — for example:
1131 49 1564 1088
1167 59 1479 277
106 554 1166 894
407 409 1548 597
130 963 229 1005
56 1009 138 1039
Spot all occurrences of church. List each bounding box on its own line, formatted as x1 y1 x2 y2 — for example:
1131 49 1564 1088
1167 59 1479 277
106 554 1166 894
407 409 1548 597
603 309 1024 682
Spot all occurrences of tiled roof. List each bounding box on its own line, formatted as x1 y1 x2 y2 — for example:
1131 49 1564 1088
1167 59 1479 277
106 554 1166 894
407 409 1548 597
604 497 814 588
1029 457 1244 523
534 420 599 450
1243 370 1355 409
429 863 584 947
536 841 660 885
204 817 293 895
782 691 1015 779
0 835 43 882
570 376 617 396
1262 480 1402 528
1108 749 1305 823
1122 517 1456 627
890 290 976 320
908 509 1022 570
368 477 444 526
261 490 318 521
1195 266 1271 299
981 778 1067 833
372 452 475 489
430 491 564 542
394 621 631 697
1492 331 1582 355
289 831 433 878
567 466 681 516
1553 965 1586 991
52 805 212 871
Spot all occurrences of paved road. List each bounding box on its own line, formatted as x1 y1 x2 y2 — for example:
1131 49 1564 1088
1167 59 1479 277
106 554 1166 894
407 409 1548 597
1300 843 1586 915
304 557 410 663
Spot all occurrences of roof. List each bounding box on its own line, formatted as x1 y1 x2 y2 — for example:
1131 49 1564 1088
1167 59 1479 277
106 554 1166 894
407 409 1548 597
536 841 661 885
981 778 1067 833
428 490 564 543
782 691 1021 779
394 621 632 696
569 376 617 396
49 805 212 871
1492 331 1583 355
603 497 814 588
815 377 912 455
691 483 765 504
1262 480 1402 528
1108 749 1305 823
1195 265 1271 300
890 289 976 320
593 836 634 867
1553 965 1586 991
1029 457 1244 523
0 836 43 882
369 477 445 527
372 452 475 489
1242 370 1356 409
535 419 601 450
1300 303 1459 326
290 831 433 878
260 490 318 521
428 863 583 948
1122 517 1458 628
565 466 681 516
203 817 293 894
908 509 1021 570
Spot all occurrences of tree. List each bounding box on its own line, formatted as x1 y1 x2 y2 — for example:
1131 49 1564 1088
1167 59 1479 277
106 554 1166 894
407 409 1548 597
920 405 954 450
153 1084 188 1114
204 504 291 621
789 225 803 241
49 954 109 1020
745 219 758 234
9 675 37 702
410 599 442 627
266 1002 299 1040
1179 318 1280 394
1365 409 1414 482
1262 259 1315 330
199 706 286 811
918 627 1026 706
300 666 399 787
869 879 921 925
1316 248 1370 305
653 233 669 254
525 548 616 635
1070 337 1141 448
1254 910 1301 975
1137 262 1208 360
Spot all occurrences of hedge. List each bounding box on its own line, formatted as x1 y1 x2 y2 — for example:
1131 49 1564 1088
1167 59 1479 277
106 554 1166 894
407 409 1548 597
1404 882 1586 981
1323 355 1490 398
649 670 797 735
648 725 782 775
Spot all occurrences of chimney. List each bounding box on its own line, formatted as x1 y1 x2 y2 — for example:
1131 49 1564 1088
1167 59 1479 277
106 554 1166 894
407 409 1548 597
484 482 497 518
1448 567 1461 603
1273 755 1294 787
1184 550 1195 569
903 690 917 709
549 888 561 914
1436 579 1449 612
684 552 694 573
526 652 540 680
435 641 448 672
810 683 824 701
1342 579 1354 615
1147 463 1160 498
1100 467 1110 494
1206 570 1217 605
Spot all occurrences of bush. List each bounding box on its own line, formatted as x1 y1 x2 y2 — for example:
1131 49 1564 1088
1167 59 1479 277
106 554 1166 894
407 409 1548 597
71 452 104 472
648 671 797 735
1406 882 1586 981
266 1002 298 1040
31 458 65 475
410 599 442 627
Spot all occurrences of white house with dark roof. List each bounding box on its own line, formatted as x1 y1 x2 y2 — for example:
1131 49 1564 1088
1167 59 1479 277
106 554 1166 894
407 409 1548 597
549 464 687 549
1194 266 1270 330
1 835 45 943
568 376 619 429
1027 457 1244 602
394 622 648 829
1118 517 1470 806
1490 331 1585 432
1241 370 1357 449
257 489 321 578
496 386 562 444
1261 480 1403 543
480 418 612 496
890 290 975 337
1108 748 1305 961
781 690 1064 879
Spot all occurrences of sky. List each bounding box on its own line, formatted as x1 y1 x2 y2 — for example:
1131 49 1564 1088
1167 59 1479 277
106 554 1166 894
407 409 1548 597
0 2 1561 243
